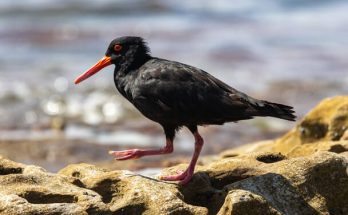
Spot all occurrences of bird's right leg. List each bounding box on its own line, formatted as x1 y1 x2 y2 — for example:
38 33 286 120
109 126 175 160
160 126 203 185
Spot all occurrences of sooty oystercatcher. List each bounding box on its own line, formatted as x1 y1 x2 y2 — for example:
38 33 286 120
74 36 296 185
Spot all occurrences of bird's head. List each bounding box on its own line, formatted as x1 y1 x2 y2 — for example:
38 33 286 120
74 36 150 84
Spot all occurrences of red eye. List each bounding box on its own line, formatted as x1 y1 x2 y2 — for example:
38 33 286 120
114 44 122 52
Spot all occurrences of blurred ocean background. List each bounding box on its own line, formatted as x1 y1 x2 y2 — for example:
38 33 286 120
0 0 347 171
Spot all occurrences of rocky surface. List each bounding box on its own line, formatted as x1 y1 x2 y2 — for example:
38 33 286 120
0 96 347 215
222 96 348 158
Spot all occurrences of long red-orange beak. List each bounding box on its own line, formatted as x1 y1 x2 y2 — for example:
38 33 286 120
74 56 112 84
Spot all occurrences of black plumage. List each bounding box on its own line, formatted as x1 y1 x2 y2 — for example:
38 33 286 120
75 36 296 184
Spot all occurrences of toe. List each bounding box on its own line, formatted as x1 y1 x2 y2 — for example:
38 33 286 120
159 171 188 181
115 154 137 160
109 149 141 160
179 175 192 185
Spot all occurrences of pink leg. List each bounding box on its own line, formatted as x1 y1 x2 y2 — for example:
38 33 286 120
109 139 173 160
160 130 204 185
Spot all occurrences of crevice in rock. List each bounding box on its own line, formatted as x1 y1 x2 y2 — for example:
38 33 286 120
86 206 112 215
299 121 328 143
208 169 252 189
184 189 227 215
328 144 346 153
0 167 23 175
178 173 230 215
256 153 286 163
330 113 348 141
71 171 80 178
20 191 77 204
89 178 119 204
112 203 146 215
71 178 86 188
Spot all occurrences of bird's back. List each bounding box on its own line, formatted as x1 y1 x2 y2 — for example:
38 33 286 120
121 58 295 126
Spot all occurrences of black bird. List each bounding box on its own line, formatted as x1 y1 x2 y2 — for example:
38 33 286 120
74 36 296 184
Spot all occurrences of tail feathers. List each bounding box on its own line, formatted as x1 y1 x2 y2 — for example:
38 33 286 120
257 101 296 121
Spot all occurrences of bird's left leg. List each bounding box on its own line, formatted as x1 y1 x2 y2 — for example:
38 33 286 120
160 126 203 185
109 126 175 160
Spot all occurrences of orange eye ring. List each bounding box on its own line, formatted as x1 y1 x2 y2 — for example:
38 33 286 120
114 44 122 52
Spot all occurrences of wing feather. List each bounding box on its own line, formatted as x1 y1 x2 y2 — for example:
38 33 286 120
131 59 255 125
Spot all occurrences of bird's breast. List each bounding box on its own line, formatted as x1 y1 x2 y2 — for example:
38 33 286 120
114 75 134 102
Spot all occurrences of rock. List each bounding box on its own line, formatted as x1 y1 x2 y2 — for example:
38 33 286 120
0 156 207 215
59 164 208 215
217 189 281 215
287 141 348 157
0 157 109 215
214 152 348 215
1 150 347 214
222 96 348 157
275 96 348 151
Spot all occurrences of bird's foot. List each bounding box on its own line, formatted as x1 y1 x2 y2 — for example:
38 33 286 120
109 149 142 160
159 170 193 185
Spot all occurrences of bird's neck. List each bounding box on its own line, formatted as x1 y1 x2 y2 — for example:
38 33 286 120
113 54 151 101
115 53 151 78
113 56 150 102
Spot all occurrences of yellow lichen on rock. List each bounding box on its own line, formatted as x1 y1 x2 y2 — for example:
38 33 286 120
274 96 348 152
222 96 348 157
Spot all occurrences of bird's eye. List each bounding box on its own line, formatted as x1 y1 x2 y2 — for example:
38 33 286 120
114 44 122 52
